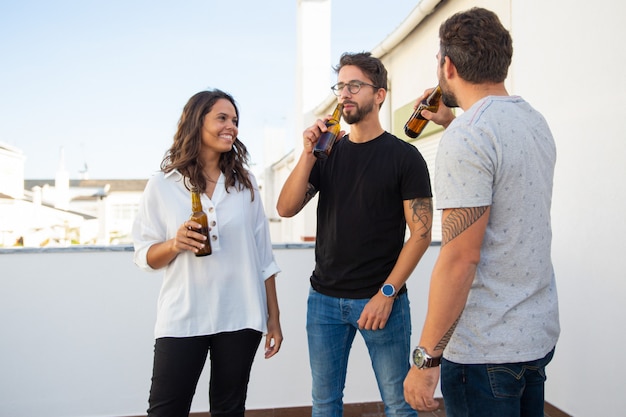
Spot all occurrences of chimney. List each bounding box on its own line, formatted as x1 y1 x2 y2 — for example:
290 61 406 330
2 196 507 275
296 0 332 156
55 147 70 211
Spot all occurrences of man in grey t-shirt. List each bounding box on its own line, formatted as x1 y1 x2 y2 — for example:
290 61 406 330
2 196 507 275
404 8 559 417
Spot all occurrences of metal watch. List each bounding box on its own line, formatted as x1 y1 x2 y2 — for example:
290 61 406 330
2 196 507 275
412 346 442 369
380 283 396 298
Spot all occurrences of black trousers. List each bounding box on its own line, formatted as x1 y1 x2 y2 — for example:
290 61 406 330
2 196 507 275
147 329 262 417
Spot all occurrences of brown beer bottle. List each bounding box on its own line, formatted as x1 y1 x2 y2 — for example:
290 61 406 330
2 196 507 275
189 188 212 257
313 103 344 159
404 86 442 139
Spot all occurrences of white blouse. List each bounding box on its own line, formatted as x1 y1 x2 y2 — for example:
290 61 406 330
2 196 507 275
132 169 280 338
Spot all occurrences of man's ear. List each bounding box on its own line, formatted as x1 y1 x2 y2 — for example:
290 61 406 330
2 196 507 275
442 55 456 80
376 87 387 107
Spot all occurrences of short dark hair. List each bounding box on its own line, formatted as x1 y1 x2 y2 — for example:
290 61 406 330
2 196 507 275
333 52 388 92
439 7 513 83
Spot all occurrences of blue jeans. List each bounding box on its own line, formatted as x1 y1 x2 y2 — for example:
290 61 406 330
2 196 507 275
441 347 555 417
306 287 417 417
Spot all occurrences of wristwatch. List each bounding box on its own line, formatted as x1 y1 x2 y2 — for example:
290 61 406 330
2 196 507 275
412 346 442 369
380 283 396 298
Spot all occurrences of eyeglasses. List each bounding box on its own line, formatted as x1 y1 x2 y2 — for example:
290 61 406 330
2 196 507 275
331 81 380 96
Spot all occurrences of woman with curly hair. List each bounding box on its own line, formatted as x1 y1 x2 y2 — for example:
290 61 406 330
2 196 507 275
132 89 282 417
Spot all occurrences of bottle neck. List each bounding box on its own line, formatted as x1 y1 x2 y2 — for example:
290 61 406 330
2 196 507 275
426 86 442 105
331 103 344 123
191 191 203 212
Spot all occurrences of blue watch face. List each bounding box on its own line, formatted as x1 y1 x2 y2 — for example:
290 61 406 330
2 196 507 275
382 284 395 297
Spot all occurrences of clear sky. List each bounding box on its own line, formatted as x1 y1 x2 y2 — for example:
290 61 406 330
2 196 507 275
0 0 419 179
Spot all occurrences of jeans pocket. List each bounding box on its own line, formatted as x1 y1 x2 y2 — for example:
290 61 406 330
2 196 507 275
486 364 525 399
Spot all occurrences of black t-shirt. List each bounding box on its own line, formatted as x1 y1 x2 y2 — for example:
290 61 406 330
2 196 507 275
309 132 432 298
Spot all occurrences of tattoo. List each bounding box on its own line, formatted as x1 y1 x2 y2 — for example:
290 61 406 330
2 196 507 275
441 206 488 246
299 183 317 211
410 197 433 240
434 315 461 353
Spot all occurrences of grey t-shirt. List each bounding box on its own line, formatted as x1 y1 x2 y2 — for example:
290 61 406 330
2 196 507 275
435 95 560 364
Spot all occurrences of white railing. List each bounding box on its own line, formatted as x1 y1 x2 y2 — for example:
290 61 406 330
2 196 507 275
0 245 437 417
0 243 582 417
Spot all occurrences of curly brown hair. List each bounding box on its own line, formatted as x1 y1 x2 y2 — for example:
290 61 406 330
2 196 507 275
160 89 254 200
439 8 513 84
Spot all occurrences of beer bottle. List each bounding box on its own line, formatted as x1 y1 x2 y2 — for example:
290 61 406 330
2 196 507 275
313 103 344 159
189 188 212 257
404 86 442 139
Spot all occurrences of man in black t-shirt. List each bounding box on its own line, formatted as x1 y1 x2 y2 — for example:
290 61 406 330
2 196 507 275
277 52 432 417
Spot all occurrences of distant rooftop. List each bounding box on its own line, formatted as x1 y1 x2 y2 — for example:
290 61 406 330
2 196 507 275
0 141 24 154
24 179 148 193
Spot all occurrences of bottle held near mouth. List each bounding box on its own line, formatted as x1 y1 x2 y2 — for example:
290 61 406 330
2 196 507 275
313 103 344 159
404 86 442 139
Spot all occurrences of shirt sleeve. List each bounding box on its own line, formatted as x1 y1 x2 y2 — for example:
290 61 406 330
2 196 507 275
401 143 433 200
249 173 281 280
435 123 496 210
132 175 166 272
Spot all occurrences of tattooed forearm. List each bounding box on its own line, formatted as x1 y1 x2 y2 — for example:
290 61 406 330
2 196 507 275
441 206 488 246
433 315 461 353
299 183 318 211
410 197 433 239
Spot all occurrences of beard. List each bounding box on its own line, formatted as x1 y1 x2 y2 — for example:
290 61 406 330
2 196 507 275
342 100 375 124
439 78 459 108
441 90 458 108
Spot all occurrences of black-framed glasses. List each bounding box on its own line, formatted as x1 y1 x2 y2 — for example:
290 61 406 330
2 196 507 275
331 81 380 96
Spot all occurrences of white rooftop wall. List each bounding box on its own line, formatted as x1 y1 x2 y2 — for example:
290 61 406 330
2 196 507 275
0 247 440 417
510 2 626 416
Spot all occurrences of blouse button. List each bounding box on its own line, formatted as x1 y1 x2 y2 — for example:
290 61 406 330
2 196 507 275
211 235 218 241
210 221 216 227
208 207 215 213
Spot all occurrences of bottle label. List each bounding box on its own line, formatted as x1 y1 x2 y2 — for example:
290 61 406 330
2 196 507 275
313 131 337 159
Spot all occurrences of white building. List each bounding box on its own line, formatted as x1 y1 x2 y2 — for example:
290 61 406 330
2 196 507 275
0 142 147 247
264 0 626 415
